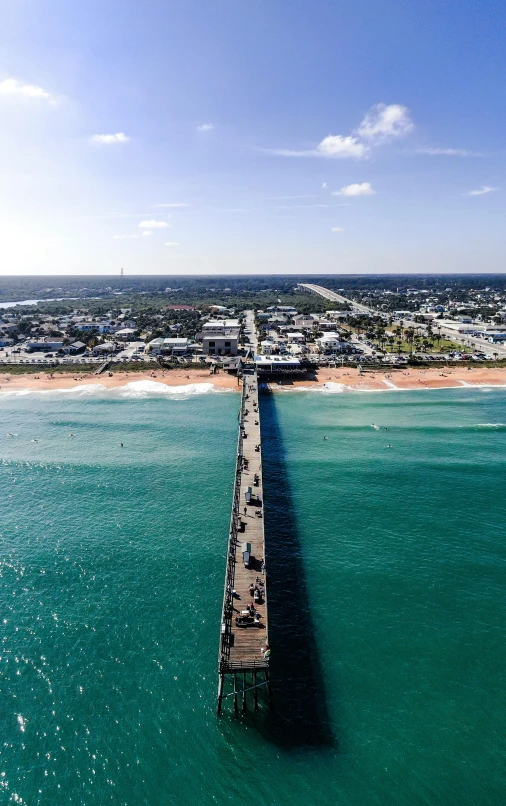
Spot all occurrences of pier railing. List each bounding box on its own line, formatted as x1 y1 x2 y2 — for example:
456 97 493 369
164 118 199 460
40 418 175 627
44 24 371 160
218 377 247 664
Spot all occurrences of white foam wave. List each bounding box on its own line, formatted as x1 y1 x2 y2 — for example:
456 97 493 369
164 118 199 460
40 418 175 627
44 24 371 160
321 382 347 394
475 423 506 428
0 383 107 397
0 380 226 399
117 381 218 397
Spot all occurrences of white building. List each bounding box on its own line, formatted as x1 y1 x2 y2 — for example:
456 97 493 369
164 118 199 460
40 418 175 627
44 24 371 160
115 328 137 340
147 337 189 355
201 319 240 335
316 333 350 353
92 342 116 355
254 355 302 372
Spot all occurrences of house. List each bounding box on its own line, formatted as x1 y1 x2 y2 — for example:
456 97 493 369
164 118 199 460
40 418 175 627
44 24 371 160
92 342 116 355
114 328 137 340
260 340 276 355
0 337 14 347
285 331 305 342
65 341 86 355
293 314 315 328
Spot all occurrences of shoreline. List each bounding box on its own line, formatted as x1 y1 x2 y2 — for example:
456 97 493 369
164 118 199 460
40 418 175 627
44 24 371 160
3 366 506 394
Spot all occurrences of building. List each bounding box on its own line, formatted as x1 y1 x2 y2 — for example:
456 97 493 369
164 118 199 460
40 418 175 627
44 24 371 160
92 342 116 355
147 337 190 355
203 335 238 356
293 314 315 328
254 355 304 374
201 319 241 335
27 338 64 352
199 319 240 356
316 333 352 353
114 328 137 340
0 337 14 347
65 341 86 355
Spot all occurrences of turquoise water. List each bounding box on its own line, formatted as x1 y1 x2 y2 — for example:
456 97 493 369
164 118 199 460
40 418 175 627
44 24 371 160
1 386 505 805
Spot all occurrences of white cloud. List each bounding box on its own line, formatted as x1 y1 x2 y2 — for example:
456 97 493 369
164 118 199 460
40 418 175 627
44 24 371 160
153 203 189 208
317 135 368 158
270 135 367 159
142 231 152 237
164 241 180 247
331 227 344 232
332 182 376 197
0 77 58 104
113 234 138 240
415 146 481 157
138 220 169 229
357 103 413 142
322 182 327 189
91 132 130 144
267 102 412 160
196 123 214 131
466 186 498 196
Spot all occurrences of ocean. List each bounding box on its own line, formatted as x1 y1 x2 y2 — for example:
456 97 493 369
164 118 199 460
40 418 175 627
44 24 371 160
1 384 505 805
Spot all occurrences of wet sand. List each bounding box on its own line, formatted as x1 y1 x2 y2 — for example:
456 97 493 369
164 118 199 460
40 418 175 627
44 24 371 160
2 365 506 393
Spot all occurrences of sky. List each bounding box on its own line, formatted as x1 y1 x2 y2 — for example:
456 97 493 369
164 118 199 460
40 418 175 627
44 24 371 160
0 0 505 276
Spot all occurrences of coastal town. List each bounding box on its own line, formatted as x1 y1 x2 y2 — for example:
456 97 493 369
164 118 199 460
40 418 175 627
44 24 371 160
2 275 506 373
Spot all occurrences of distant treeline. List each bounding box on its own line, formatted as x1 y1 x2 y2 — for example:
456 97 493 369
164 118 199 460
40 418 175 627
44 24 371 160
3 273 506 303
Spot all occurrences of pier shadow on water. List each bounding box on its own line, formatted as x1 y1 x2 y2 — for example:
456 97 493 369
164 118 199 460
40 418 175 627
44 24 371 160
259 391 334 748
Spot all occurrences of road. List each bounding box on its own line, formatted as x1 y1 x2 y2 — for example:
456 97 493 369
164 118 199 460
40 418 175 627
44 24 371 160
300 282 506 358
298 283 373 314
243 310 258 356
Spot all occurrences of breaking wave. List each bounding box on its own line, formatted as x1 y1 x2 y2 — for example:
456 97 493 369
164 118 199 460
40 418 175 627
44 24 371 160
0 381 227 399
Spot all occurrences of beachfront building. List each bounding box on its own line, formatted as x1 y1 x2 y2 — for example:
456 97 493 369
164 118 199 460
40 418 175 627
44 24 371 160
202 336 238 356
316 333 352 353
92 342 116 355
147 337 190 355
254 355 304 374
27 337 65 352
198 319 240 356
65 341 86 355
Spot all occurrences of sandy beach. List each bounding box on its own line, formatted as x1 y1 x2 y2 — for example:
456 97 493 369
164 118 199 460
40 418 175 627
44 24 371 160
2 365 506 394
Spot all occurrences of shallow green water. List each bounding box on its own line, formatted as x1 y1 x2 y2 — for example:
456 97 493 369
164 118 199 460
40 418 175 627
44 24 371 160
1 386 505 805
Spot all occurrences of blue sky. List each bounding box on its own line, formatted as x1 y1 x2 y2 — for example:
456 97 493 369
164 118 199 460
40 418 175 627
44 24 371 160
0 0 505 275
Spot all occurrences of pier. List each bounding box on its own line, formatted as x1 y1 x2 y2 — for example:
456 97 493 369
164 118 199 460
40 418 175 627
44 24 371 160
217 368 270 713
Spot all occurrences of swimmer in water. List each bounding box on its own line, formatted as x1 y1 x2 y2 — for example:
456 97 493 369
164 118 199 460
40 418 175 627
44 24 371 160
120 443 124 447
68 433 74 437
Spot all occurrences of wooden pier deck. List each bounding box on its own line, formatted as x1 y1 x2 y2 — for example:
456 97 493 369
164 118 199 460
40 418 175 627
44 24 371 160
218 369 270 712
